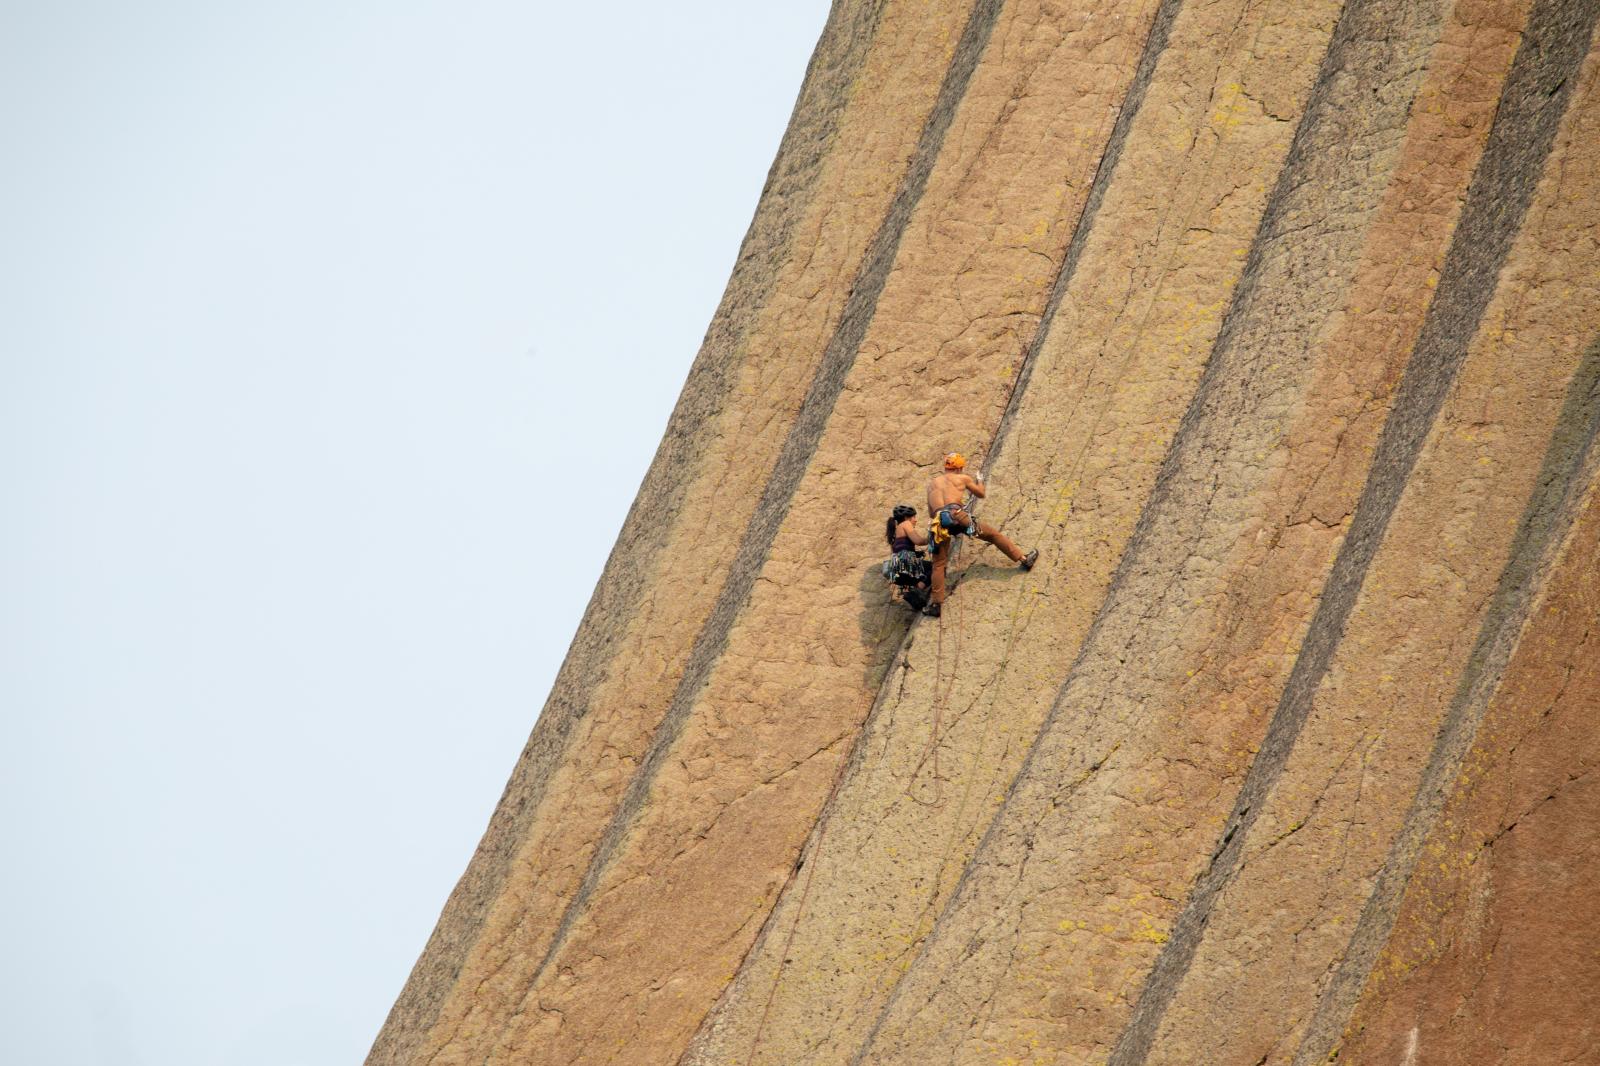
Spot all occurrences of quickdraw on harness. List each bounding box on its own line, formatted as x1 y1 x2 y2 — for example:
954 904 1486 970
931 503 975 548
880 549 928 588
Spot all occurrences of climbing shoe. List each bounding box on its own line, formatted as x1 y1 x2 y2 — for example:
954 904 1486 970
1020 549 1039 571
922 602 942 618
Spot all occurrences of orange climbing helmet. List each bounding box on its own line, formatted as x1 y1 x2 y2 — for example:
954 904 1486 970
943 452 966 471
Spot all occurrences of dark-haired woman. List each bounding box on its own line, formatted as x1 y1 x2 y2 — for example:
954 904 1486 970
886 504 927 554
882 505 932 610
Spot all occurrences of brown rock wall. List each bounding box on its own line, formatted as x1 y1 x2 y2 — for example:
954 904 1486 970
1335 453 1600 1065
1140 23 1600 1062
684 0 1381 1059
854 1 1518 1061
374 3 1600 1064
462 0 1183 1059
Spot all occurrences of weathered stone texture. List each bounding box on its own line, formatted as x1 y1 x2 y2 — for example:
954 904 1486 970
1140 15 1600 1060
373 2 1600 1064
691 0 1364 1059
1336 456 1600 1065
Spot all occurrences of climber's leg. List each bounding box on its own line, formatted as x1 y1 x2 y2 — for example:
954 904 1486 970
974 521 1025 563
930 538 951 605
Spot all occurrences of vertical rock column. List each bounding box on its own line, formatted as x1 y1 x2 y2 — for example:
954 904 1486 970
685 0 1379 1060
1333 426 1600 1066
1131 12 1600 1062
853 0 1576 1063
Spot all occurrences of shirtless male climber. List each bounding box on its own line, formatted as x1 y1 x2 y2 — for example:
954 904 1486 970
924 452 1037 617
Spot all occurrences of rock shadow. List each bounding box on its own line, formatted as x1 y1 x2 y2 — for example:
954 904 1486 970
857 561 918 687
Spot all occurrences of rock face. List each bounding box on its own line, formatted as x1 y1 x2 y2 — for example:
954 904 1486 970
370 2 1600 1063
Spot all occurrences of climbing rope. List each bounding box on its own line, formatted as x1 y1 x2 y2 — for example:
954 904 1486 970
908 536 966 809
741 9 1205 1058
746 801 832 1066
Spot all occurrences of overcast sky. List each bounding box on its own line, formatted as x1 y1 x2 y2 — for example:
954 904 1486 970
1 2 829 1062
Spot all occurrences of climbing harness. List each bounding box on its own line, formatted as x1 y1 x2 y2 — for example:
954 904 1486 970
880 549 928 587
881 549 932 612
935 503 977 537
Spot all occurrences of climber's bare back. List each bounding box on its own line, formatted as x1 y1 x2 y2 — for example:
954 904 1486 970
928 471 983 513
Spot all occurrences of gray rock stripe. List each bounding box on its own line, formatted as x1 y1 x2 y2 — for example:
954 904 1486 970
838 0 1193 1055
527 0 1010 988
984 0 1185 464
1294 335 1600 1066
676 2 1186 1055
1106 2 1600 1063
366 3 891 1061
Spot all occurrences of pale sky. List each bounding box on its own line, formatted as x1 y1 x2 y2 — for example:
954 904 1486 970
0 2 829 1062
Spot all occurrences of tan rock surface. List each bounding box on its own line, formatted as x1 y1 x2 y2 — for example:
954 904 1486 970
854 2 1558 1062
373 2 1600 1064
1334 418 1600 1065
689 0 1361 1059
1140 22 1600 1063
491 2 1178 1058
